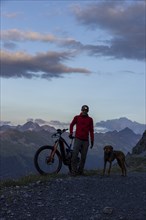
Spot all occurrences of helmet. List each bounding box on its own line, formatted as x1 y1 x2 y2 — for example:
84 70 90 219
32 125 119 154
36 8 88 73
81 105 89 112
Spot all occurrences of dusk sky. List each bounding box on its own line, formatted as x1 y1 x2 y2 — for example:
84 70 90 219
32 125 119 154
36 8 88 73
1 0 146 127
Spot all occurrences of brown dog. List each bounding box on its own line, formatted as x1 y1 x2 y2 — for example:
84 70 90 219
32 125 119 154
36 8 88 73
103 145 127 176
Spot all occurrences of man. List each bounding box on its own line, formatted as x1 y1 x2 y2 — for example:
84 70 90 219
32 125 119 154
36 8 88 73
69 105 94 176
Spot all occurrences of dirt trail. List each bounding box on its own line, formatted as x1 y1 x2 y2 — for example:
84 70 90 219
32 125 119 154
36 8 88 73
0 172 146 220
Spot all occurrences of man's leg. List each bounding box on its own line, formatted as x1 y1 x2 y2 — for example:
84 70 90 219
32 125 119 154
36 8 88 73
71 138 81 174
78 140 89 174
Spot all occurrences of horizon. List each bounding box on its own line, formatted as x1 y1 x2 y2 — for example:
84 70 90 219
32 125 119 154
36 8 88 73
0 116 145 127
1 1 145 126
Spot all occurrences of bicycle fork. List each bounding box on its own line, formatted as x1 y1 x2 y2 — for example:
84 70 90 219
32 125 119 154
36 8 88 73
46 142 59 164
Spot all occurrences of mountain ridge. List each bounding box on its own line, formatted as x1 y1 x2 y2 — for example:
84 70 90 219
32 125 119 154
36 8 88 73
0 126 142 180
95 117 145 134
0 117 145 134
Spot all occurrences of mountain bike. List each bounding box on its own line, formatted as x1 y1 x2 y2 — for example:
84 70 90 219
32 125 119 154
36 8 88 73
34 128 80 175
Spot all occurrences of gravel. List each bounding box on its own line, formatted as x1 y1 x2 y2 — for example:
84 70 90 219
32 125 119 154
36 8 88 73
0 172 146 220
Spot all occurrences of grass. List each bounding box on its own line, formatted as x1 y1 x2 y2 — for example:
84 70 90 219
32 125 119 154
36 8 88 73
0 173 66 189
0 161 146 190
112 157 146 173
0 169 102 189
126 155 146 172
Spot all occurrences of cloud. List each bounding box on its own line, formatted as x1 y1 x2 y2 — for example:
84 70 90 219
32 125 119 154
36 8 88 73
71 1 145 60
0 121 12 126
1 29 57 42
49 120 69 127
1 2 145 62
2 12 21 18
1 29 83 51
31 118 69 128
1 50 91 79
3 41 17 50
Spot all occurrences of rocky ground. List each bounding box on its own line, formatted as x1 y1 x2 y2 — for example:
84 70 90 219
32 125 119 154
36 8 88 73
0 172 146 220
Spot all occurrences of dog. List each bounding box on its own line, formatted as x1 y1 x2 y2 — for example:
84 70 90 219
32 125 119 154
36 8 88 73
103 145 127 176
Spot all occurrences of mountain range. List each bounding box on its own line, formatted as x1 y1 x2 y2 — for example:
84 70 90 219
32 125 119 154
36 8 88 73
1 117 145 134
0 121 56 133
95 117 145 134
0 119 144 180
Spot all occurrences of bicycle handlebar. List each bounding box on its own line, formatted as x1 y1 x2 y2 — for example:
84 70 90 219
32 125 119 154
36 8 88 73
51 128 68 138
56 128 68 133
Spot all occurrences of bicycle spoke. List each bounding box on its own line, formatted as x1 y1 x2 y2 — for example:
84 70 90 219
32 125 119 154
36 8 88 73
34 146 62 175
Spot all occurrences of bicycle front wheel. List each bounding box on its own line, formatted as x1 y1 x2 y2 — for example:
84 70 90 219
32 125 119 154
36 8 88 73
34 145 62 175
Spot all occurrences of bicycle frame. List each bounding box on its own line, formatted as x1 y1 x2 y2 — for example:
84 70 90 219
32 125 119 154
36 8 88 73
58 137 73 165
34 128 78 175
47 129 73 166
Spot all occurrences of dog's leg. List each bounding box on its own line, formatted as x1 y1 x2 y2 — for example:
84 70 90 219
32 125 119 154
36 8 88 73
117 159 125 176
120 160 127 176
107 161 112 176
123 161 127 176
103 161 107 175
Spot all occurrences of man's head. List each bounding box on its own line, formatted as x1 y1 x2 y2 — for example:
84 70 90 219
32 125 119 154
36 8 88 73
81 105 89 115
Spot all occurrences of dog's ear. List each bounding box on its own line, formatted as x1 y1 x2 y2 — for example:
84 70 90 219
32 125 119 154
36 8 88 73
103 146 106 150
109 146 113 151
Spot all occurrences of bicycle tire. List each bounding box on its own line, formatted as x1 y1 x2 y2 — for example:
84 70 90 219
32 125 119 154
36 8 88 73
34 145 62 175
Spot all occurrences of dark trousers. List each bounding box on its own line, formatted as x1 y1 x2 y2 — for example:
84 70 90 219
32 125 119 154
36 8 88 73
71 138 89 174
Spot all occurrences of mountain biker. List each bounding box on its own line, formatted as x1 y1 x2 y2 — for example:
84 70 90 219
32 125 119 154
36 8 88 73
69 105 94 176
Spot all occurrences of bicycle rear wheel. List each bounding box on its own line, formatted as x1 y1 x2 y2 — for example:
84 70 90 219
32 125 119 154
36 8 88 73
34 145 62 175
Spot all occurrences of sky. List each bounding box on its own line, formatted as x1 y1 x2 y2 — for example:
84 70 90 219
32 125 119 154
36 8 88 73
1 0 146 128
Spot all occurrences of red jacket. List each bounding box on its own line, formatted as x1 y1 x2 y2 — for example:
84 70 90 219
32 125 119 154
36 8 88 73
69 113 94 142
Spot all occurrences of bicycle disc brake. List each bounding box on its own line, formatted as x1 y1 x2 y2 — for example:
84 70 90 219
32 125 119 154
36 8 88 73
46 156 54 165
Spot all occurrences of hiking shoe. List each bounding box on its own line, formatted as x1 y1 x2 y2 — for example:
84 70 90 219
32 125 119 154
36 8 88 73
68 172 77 177
77 171 85 176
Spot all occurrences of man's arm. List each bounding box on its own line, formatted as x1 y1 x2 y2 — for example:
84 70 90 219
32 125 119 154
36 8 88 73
69 116 77 135
89 118 94 148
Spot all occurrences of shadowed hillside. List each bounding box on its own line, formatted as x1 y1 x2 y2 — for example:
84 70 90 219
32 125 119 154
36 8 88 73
0 126 142 179
125 130 146 171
